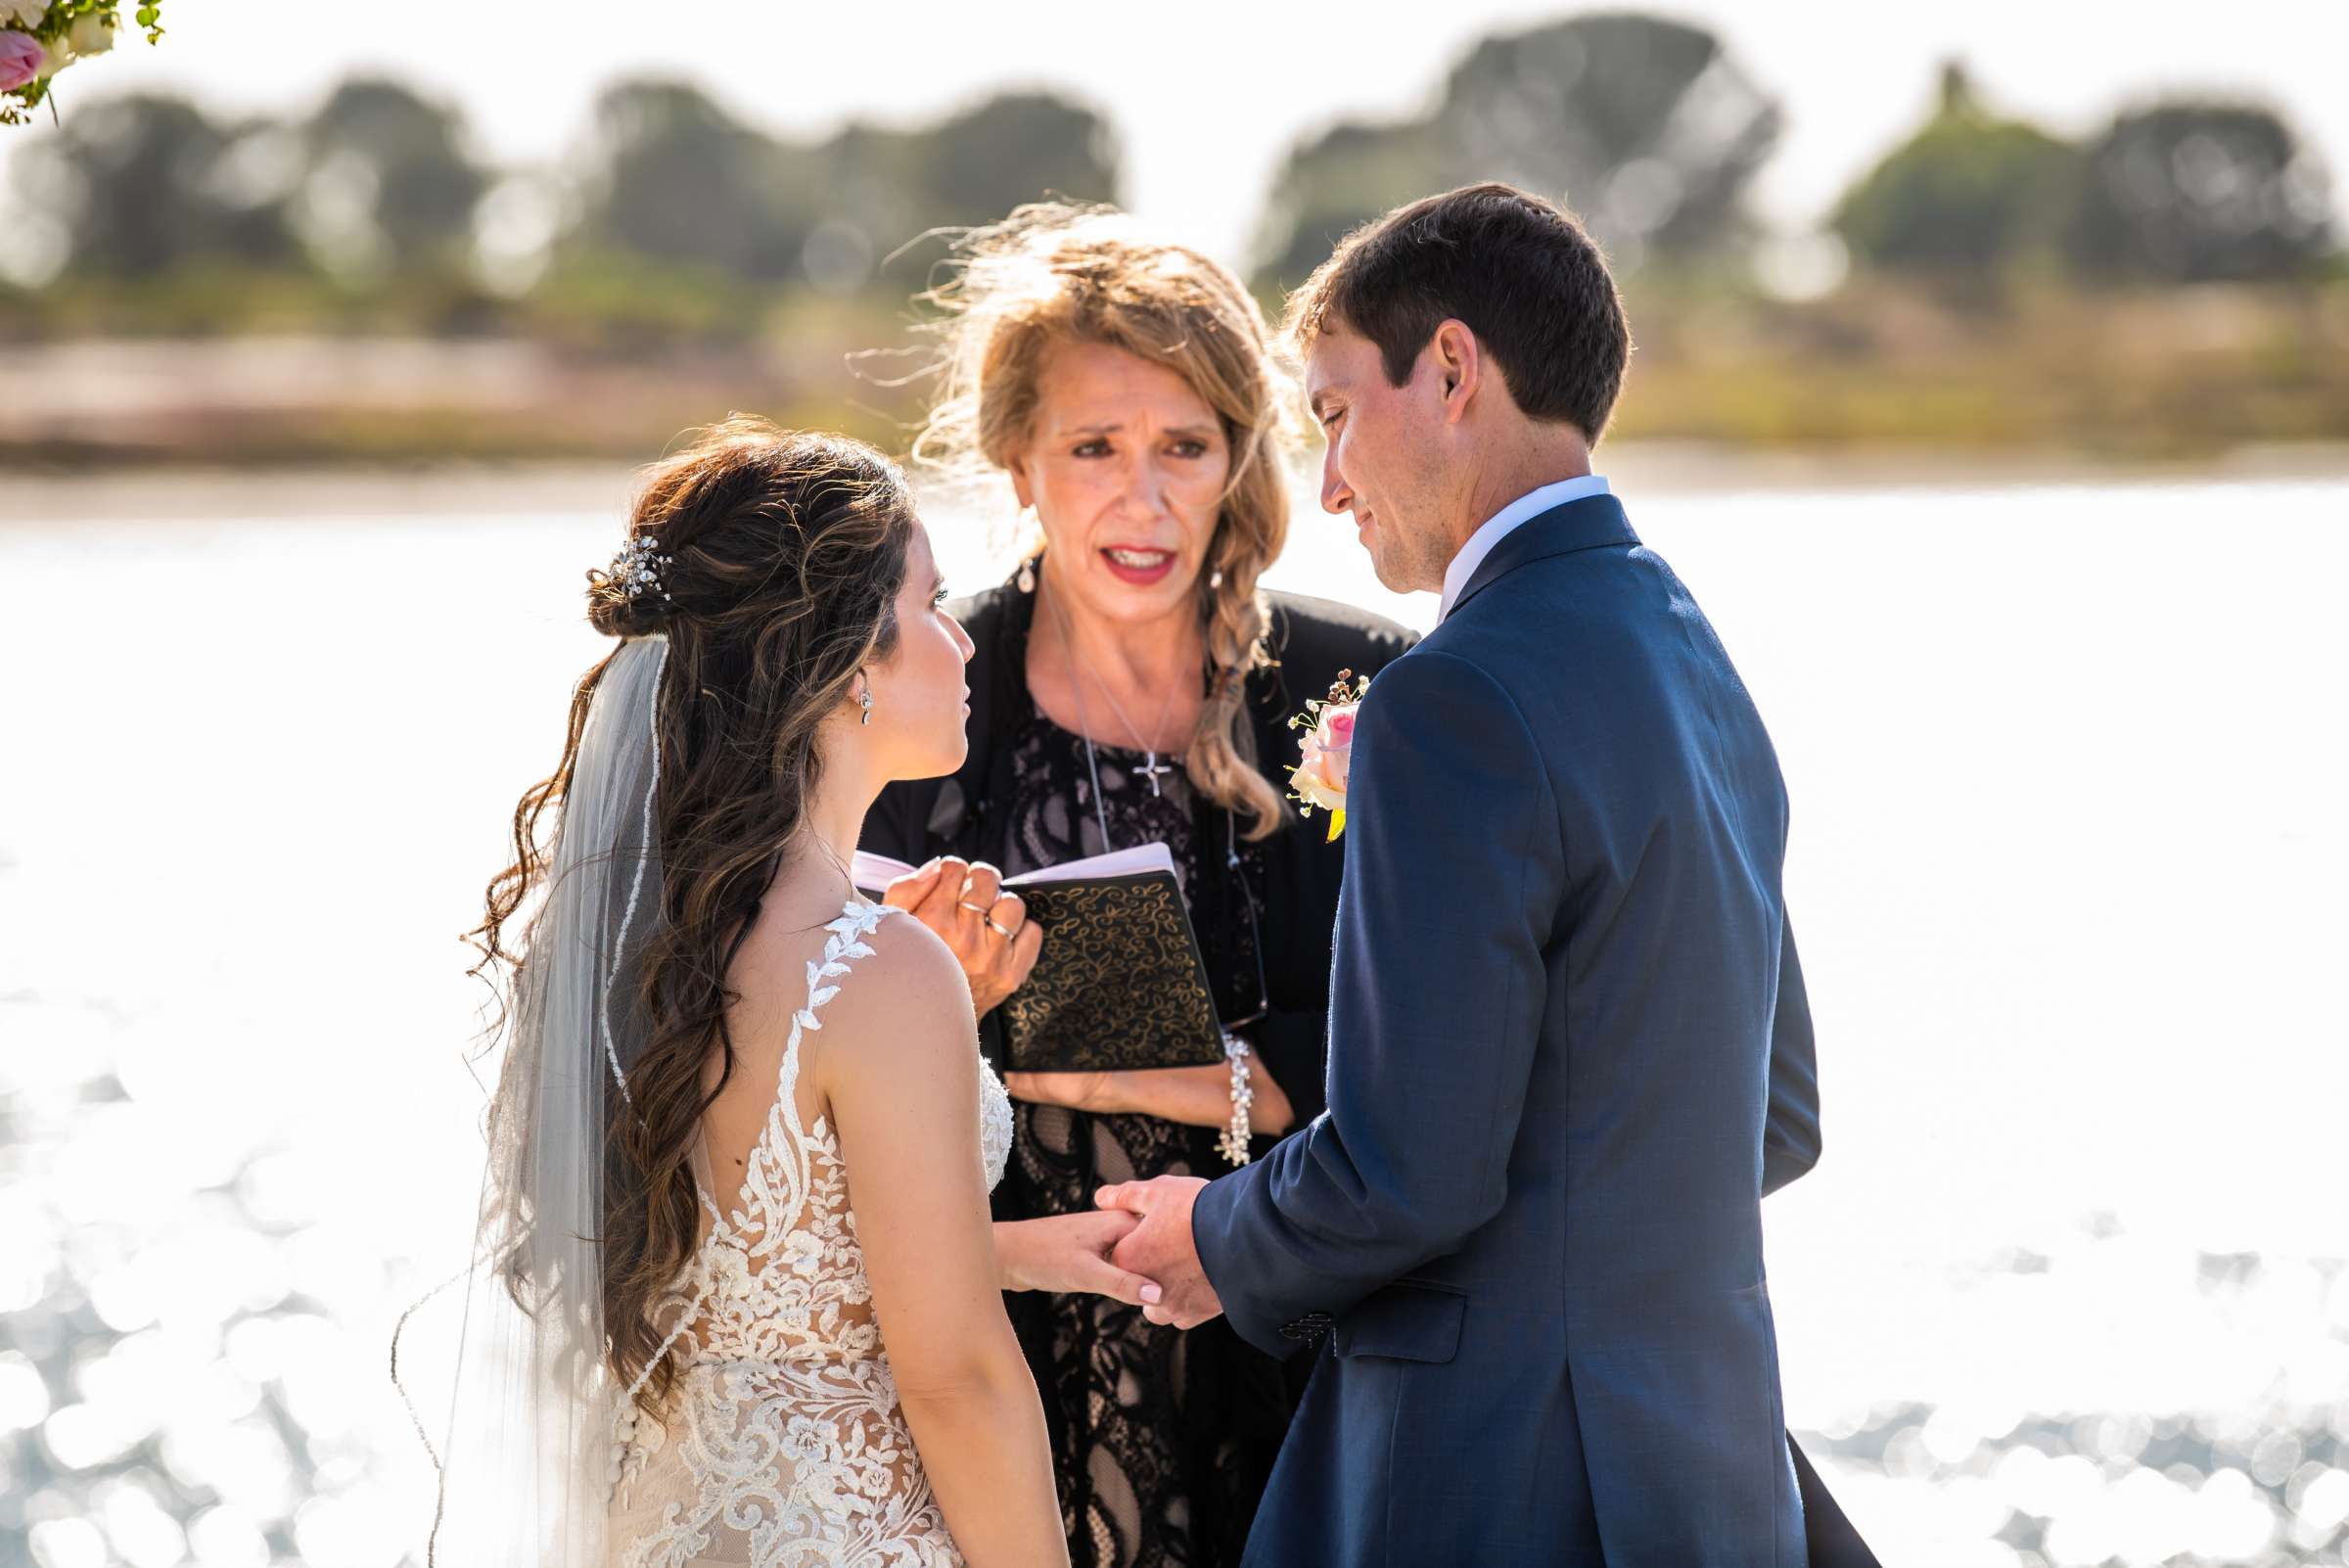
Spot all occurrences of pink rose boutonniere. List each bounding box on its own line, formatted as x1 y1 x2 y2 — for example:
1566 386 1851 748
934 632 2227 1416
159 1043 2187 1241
1286 669 1372 842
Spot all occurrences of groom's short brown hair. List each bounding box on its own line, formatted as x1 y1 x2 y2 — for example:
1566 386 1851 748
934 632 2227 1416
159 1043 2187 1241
1283 182 1632 441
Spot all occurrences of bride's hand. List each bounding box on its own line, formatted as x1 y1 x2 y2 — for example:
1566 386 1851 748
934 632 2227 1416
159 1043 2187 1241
1001 1070 1123 1112
994 1213 1165 1307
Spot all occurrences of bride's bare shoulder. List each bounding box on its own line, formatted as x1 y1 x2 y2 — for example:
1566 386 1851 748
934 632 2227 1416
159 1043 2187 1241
852 907 970 1010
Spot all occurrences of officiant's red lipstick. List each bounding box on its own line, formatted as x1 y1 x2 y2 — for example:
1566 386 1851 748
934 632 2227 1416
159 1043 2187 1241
1100 546 1178 586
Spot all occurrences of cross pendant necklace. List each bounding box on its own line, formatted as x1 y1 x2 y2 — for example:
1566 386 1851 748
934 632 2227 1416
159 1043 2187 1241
1129 753 1178 796
1081 664 1181 798
1045 576 1186 805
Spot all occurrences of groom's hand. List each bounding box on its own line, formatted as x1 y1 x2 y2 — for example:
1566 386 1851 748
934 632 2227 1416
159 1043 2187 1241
1095 1176 1221 1329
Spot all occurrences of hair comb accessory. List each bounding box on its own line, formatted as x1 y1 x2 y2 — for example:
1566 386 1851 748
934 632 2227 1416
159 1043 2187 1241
598 534 674 603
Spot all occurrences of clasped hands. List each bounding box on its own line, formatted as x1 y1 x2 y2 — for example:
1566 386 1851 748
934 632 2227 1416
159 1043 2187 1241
1094 1175 1222 1329
996 1176 1221 1328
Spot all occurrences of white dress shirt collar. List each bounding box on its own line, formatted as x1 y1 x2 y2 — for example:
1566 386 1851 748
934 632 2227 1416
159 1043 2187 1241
1437 474 1612 623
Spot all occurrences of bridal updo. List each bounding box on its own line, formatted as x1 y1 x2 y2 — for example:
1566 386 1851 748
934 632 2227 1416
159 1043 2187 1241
583 421 914 644
911 202 1298 840
469 417 920 1419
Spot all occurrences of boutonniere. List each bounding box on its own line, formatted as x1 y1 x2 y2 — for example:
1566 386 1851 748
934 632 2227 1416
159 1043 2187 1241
1286 669 1370 842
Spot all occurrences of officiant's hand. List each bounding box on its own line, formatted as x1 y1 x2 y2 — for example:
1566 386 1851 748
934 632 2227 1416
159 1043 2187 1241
994 1212 1166 1309
883 856 1043 1016
1095 1176 1221 1329
1002 1070 1120 1112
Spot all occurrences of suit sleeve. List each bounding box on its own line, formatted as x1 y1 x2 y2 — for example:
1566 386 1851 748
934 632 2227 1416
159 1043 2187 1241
1191 650 1562 1355
1761 913 1821 1197
1241 1006 1330 1133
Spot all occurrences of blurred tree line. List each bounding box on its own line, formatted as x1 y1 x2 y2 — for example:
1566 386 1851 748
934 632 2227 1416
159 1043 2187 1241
1251 15 2334 297
1 11 2340 462
4 10 2336 336
1253 13 1784 284
1830 61 2335 292
0 74 1122 340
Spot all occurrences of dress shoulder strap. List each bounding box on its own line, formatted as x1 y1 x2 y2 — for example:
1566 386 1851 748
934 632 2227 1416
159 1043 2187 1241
773 899 897 1119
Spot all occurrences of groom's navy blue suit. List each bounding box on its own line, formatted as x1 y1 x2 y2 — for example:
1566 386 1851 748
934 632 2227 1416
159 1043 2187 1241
1192 493 1821 1566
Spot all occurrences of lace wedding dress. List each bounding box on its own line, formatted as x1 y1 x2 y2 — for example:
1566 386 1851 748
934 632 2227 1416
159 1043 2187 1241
608 899 1016 1567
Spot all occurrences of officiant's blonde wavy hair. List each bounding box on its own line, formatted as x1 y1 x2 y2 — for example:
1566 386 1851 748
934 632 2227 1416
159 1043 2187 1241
911 203 1297 840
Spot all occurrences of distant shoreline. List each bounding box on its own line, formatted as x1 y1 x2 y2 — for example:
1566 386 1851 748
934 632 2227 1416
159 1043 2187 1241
8 442 2346 525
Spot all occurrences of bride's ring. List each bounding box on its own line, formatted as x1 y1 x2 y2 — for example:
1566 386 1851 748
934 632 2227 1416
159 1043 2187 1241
987 917 1016 939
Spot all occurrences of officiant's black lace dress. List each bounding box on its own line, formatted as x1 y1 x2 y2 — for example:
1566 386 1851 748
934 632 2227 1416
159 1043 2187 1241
996 705 1288 1568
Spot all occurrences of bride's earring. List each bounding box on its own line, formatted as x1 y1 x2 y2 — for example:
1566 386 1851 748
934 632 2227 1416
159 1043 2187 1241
859 685 874 726
1208 568 1224 590
1017 556 1036 595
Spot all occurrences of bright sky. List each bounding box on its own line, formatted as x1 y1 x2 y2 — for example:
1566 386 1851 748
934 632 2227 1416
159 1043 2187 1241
8 0 2345 267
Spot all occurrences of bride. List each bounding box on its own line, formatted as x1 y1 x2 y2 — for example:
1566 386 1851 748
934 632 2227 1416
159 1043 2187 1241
405 420 1162 1567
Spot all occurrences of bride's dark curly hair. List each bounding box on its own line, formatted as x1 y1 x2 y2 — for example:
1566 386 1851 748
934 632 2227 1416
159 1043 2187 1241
466 417 920 1418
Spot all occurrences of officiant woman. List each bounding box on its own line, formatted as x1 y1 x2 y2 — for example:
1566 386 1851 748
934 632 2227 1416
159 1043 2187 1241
860 206 1411 1568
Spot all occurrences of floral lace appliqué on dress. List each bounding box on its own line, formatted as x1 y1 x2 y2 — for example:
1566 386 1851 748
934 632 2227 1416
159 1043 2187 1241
609 899 1014 1567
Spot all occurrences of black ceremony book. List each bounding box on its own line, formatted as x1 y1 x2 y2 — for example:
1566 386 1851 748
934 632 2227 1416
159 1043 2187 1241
850 843 1226 1075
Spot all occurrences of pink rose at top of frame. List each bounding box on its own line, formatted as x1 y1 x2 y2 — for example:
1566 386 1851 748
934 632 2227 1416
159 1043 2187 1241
0 31 44 92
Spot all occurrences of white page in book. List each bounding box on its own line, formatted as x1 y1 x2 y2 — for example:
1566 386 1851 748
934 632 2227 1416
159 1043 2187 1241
850 842 1176 894
850 850 921 891
1002 843 1176 886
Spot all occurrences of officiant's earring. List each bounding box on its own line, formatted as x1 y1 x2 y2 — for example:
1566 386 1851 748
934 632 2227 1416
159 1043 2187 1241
1208 568 1223 590
1017 556 1036 594
858 684 873 726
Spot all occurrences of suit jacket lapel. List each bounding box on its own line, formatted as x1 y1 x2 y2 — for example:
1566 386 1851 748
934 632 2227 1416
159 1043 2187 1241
1448 494 1639 623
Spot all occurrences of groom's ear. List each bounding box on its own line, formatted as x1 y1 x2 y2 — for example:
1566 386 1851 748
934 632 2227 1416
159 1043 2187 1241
1430 319 1482 425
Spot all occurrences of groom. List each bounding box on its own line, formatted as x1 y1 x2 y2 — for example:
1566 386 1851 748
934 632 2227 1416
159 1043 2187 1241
1099 183 1838 1565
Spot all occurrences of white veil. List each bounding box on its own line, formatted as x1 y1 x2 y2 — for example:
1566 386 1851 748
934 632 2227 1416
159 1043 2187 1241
395 632 671 1566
